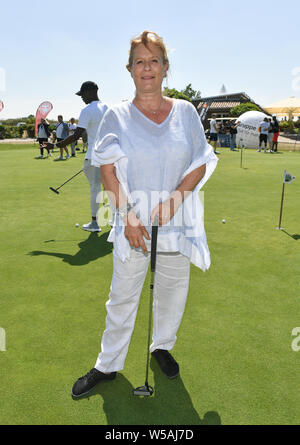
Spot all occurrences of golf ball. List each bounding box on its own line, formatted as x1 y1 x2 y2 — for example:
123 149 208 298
222 219 226 224
75 223 79 228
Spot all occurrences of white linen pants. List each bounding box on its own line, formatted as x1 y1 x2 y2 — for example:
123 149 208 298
95 249 190 373
83 159 101 218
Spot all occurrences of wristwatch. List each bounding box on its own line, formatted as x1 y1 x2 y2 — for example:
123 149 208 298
118 202 133 220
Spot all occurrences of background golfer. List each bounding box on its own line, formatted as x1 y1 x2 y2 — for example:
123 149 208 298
72 31 218 398
43 81 107 232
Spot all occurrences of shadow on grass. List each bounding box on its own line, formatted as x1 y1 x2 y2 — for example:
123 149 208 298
28 231 112 265
72 358 221 425
281 230 300 240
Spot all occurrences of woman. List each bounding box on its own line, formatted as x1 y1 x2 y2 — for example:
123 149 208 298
72 31 218 398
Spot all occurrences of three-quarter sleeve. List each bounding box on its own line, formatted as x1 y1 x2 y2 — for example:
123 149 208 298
91 109 126 168
182 106 218 191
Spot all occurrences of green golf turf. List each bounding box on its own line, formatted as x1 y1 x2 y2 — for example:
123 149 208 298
0 144 299 425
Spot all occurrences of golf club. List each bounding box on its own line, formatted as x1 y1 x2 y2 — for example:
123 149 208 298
49 169 83 194
133 221 158 397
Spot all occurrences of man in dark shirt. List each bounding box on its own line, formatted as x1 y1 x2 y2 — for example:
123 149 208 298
271 116 280 152
37 118 51 158
229 120 239 151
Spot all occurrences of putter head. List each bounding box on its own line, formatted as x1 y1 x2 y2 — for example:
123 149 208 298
49 187 59 195
133 385 154 397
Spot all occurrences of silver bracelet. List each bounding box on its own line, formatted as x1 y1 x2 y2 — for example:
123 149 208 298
118 202 133 219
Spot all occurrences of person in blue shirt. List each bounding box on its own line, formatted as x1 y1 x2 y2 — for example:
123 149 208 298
55 115 70 160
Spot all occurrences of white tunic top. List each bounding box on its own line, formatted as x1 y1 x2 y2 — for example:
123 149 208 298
92 99 218 271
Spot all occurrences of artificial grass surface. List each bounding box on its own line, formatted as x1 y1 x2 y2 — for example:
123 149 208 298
0 144 299 425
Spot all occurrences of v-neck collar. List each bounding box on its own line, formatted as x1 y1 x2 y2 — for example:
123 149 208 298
130 100 176 128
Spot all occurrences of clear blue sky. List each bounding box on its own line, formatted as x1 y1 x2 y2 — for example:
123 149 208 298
0 0 299 120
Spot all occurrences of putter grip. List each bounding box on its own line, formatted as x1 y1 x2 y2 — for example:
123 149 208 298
151 225 158 272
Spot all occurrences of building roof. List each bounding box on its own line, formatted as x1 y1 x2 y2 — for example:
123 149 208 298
193 92 251 107
197 101 241 110
202 92 250 100
193 92 266 114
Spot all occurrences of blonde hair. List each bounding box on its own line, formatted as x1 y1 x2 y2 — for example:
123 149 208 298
126 30 169 72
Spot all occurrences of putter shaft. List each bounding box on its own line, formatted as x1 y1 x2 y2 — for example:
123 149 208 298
133 224 158 397
49 169 83 194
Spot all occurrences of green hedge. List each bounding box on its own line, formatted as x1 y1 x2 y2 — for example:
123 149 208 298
279 120 300 134
0 123 36 139
230 102 261 117
294 118 300 129
0 125 22 139
280 121 294 131
163 88 191 102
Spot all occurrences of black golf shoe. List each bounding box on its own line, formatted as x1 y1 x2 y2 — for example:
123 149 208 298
151 349 180 379
72 368 116 398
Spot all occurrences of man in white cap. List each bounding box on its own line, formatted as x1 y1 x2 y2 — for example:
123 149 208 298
44 81 108 231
